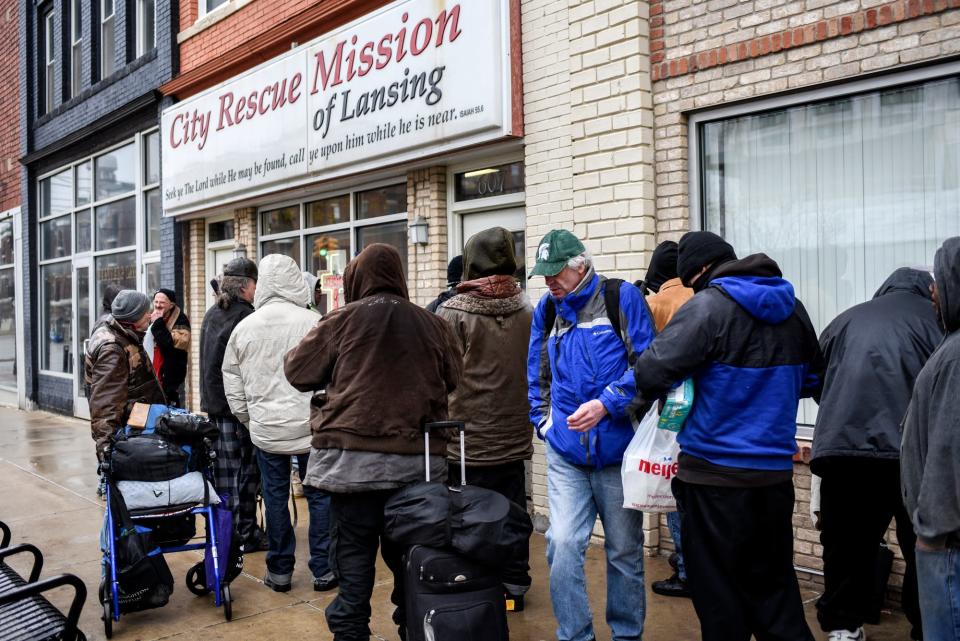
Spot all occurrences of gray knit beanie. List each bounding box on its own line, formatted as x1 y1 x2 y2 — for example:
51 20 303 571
111 290 151 322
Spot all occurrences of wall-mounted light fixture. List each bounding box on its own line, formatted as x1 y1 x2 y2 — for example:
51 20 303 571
409 216 429 246
232 243 248 259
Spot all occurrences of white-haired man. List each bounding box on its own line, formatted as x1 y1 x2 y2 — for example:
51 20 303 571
527 229 657 641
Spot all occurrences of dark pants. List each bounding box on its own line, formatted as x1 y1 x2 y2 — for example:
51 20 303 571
325 489 407 641
210 416 260 544
256 449 331 583
814 458 922 638
674 478 815 641
448 460 532 594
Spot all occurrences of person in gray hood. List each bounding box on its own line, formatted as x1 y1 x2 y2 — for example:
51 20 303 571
811 267 941 641
901 236 960 641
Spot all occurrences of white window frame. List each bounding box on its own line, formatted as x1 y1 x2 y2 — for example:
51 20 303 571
258 177 408 274
36 132 159 377
141 129 161 290
135 0 155 58
199 0 231 19
43 11 55 113
446 154 526 260
100 0 115 79
70 0 82 98
686 61 960 440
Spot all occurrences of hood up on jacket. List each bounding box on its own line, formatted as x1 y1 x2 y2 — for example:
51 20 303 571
344 243 409 303
709 254 796 325
934 237 960 333
873 267 934 301
254 254 311 309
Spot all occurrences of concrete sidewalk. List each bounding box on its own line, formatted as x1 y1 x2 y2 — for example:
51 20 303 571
0 407 911 640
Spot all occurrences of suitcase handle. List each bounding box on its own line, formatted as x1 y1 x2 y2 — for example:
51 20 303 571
422 422 467 486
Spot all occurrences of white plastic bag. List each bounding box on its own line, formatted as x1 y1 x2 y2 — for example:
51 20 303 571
621 404 680 512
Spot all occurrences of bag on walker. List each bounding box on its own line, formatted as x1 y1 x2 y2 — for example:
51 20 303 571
621 404 681 513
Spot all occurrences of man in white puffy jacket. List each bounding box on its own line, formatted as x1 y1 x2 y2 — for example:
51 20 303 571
222 254 336 593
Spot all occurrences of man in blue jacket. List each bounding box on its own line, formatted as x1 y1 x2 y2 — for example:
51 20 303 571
632 231 822 641
527 229 656 641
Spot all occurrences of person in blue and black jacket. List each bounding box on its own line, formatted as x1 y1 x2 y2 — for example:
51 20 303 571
632 231 823 641
527 229 656 641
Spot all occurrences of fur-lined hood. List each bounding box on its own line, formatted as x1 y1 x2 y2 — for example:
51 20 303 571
441 292 528 317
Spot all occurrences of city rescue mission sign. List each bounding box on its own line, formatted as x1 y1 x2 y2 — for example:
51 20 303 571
161 0 516 216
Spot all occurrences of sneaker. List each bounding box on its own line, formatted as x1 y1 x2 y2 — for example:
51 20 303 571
313 572 339 592
651 573 691 598
827 629 865 641
263 574 291 593
505 592 524 612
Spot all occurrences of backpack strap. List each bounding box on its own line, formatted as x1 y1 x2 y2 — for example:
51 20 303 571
603 278 624 343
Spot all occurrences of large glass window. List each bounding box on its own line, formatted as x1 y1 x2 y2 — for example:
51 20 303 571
700 76 960 426
454 162 525 202
0 218 15 389
100 0 115 79
259 183 408 315
41 263 72 373
38 131 161 375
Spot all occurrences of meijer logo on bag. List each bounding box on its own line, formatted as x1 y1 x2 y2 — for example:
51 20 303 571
635 458 678 480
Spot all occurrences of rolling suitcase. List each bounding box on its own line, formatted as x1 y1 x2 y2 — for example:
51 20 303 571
403 421 509 641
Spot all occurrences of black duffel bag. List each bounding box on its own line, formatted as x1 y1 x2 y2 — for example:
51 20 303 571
111 433 190 482
107 480 175 613
384 481 533 568
155 413 219 445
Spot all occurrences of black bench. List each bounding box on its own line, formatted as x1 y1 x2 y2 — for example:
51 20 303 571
0 520 87 641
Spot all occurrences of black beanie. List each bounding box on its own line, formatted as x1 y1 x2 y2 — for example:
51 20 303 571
644 241 679 294
677 231 737 287
447 255 464 286
155 288 178 306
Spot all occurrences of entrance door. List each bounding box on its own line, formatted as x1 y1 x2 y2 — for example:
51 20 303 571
461 208 526 283
0 210 19 407
73 255 93 419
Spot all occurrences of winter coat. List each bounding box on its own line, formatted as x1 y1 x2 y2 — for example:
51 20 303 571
199 299 254 418
812 268 941 465
647 277 693 333
223 255 319 455
438 288 533 466
527 270 657 468
84 317 166 455
426 288 457 313
901 237 960 545
149 305 191 406
284 243 463 457
633 254 823 472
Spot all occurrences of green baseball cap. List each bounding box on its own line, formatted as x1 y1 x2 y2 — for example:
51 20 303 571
528 229 586 278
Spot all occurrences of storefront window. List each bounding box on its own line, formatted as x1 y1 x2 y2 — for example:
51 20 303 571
76 162 91 206
208 219 235 243
0 219 12 265
454 162 525 202
41 170 73 217
96 252 137 296
357 221 409 276
0 219 15 389
700 76 960 426
76 210 91 253
41 216 72 260
261 237 300 266
41 262 72 373
145 262 161 294
307 195 350 227
95 144 136 200
261 206 300 236
145 131 160 186
145 189 161 252
306 229 350 276
356 184 407 220
95 197 136 250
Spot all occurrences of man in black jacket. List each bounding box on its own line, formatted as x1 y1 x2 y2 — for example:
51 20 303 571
632 231 822 641
200 257 264 552
812 268 940 641
425 255 463 313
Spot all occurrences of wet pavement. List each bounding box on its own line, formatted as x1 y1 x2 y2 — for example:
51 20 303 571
0 407 911 640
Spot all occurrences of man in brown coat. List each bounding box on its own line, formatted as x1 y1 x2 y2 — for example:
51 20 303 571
284 243 462 641
437 227 534 610
85 290 166 460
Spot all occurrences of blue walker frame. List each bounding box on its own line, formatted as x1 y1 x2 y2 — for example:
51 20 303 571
101 475 230 633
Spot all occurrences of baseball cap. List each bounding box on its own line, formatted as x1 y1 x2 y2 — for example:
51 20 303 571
528 229 586 279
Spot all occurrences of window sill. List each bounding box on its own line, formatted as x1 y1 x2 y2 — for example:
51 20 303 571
178 0 255 44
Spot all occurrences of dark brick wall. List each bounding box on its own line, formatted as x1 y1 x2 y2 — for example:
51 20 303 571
21 0 178 414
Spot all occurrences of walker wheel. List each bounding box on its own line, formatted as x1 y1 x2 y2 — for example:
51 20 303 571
186 563 210 596
102 598 113 639
222 584 232 621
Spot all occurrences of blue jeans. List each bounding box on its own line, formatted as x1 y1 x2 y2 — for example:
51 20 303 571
256 449 331 583
545 443 646 641
667 511 687 581
916 546 960 641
